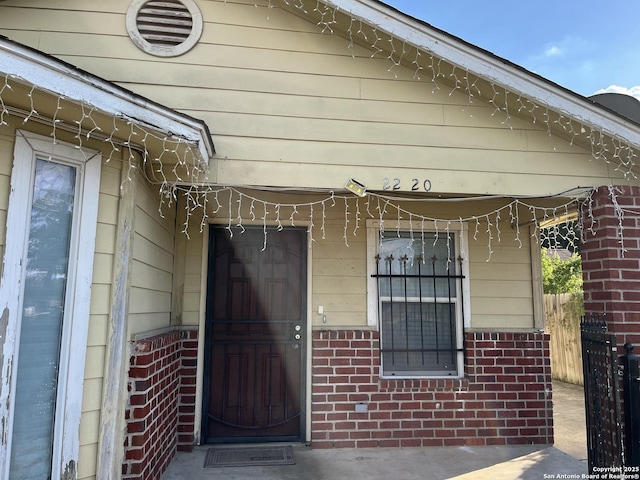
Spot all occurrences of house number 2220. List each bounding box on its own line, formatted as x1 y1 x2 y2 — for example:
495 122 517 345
382 178 432 192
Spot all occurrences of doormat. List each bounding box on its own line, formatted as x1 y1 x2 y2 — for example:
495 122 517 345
204 445 295 468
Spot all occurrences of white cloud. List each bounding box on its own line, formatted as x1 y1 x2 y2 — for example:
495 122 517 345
535 36 589 62
544 45 563 58
592 85 640 100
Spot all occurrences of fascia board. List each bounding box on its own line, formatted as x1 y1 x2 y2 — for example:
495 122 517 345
325 0 640 148
0 39 214 164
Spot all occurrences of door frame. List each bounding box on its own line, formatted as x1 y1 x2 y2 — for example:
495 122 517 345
195 220 313 444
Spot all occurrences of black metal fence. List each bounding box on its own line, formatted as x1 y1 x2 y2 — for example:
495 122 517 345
581 318 624 472
622 343 640 467
581 318 640 471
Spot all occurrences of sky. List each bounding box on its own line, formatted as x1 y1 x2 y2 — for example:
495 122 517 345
382 1 640 99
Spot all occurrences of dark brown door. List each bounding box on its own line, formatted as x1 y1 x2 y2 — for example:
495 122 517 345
203 226 306 443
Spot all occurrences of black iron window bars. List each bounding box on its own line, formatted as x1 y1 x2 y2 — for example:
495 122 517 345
372 250 465 376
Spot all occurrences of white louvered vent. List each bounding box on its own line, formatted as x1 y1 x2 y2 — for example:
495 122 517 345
126 0 203 57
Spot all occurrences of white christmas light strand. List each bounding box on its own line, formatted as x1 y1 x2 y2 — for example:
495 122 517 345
167 184 603 261
2 1 638 260
0 74 11 126
0 70 630 257
0 73 206 188
252 0 640 179
607 185 627 255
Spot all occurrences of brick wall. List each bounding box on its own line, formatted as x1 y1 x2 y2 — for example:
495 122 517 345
122 329 198 480
177 330 198 451
311 330 552 448
581 185 640 348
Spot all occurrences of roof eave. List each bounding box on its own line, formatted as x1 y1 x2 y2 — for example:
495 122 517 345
327 0 640 147
0 36 215 165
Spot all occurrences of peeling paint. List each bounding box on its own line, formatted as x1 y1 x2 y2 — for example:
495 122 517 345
60 460 76 480
0 307 8 373
0 306 9 446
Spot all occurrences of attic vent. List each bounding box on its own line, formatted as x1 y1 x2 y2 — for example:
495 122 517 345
126 0 203 57
138 1 192 46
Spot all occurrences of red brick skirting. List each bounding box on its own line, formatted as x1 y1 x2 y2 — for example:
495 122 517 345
122 327 552 473
122 329 198 480
311 330 553 448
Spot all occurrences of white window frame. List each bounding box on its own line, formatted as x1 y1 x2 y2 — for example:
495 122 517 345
366 219 470 378
0 130 101 478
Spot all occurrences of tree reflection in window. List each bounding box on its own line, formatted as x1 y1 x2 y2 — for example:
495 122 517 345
11 158 76 479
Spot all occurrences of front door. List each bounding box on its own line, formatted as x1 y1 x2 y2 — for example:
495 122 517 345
203 226 307 443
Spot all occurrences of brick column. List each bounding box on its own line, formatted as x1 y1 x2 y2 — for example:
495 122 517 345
177 330 198 451
122 329 198 480
581 185 640 348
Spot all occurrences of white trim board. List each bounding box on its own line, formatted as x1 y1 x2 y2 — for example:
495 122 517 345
0 130 101 478
0 38 214 164
323 0 640 148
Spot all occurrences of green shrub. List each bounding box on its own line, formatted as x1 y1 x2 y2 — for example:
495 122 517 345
541 248 583 294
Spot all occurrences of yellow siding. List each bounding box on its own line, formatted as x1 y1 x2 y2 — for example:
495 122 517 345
0 0 623 197
129 177 177 335
81 146 122 480
183 247 204 326
468 237 535 330
86 315 109 348
89 284 112 316
0 122 15 268
78 411 100 479
80 380 104 478
0 2 602 476
183 193 538 332
311 220 368 327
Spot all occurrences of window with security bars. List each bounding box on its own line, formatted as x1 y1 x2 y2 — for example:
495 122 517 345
369 228 467 377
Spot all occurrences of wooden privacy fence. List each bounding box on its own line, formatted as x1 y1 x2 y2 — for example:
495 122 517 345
545 293 584 385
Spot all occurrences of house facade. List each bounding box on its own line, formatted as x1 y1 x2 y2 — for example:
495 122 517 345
0 1 639 479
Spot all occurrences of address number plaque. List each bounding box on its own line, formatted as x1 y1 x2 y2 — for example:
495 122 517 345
382 177 433 192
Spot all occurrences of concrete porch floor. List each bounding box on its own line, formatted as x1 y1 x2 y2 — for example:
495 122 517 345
162 381 588 480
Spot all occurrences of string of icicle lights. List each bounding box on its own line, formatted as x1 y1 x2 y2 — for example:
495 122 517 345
162 183 617 261
0 73 206 185
232 0 639 180
2 41 639 259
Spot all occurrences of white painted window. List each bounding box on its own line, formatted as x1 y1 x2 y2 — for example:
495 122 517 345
0 131 101 479
367 220 470 378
